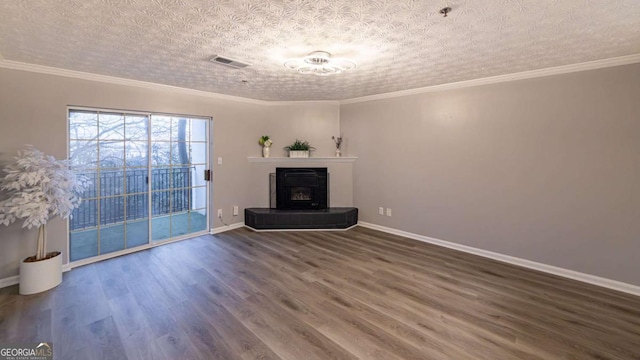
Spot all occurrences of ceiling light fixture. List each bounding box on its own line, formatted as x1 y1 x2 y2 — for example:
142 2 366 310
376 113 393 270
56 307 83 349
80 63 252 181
284 51 356 76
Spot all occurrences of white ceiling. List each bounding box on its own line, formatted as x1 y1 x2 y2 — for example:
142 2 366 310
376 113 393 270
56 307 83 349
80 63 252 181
1 0 639 101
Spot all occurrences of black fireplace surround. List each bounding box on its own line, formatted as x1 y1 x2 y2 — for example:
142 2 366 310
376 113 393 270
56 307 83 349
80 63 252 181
276 167 328 210
245 166 357 230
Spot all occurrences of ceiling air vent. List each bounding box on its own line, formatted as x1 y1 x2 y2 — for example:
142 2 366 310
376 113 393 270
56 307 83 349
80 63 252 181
209 55 250 69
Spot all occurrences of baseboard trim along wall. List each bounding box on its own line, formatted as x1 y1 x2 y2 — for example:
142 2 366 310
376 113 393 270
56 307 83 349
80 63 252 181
209 222 245 235
4 222 637 297
0 275 19 289
2 225 244 289
0 231 209 289
0 264 72 289
358 221 640 297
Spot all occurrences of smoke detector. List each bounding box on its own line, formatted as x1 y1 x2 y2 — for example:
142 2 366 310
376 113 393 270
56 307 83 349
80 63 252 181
209 55 251 69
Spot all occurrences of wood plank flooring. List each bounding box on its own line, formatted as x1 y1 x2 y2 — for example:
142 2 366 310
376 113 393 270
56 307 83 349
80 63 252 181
1 226 639 359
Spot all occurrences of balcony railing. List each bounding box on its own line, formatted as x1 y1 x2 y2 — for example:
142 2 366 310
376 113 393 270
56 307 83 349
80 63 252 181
70 167 193 231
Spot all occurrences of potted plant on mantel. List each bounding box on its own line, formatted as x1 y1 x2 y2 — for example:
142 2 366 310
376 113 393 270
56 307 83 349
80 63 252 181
0 146 87 295
284 139 315 158
259 135 273 158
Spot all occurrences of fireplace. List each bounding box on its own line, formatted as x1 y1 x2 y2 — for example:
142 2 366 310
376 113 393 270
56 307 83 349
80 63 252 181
245 166 357 230
275 167 328 210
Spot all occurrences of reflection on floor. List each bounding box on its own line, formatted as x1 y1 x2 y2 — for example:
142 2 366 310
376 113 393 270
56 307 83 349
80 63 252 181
70 211 207 261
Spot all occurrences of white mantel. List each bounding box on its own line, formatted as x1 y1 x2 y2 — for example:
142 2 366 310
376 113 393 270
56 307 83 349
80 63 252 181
246 157 355 208
247 156 357 163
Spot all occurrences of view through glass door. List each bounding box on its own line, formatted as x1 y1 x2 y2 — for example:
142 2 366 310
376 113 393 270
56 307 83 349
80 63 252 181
68 109 209 263
150 116 208 241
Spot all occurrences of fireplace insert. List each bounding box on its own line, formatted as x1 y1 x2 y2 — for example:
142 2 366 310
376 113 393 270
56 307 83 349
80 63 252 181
275 167 328 210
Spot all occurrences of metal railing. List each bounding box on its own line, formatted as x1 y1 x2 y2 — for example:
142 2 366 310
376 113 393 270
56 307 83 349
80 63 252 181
70 167 193 230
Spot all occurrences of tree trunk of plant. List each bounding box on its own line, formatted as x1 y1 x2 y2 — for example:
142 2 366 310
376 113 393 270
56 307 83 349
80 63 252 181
36 224 47 260
178 119 189 165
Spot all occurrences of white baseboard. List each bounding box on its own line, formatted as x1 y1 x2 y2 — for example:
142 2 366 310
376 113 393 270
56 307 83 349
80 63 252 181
358 222 640 297
209 222 245 234
0 264 73 289
244 224 357 232
0 275 19 288
5 222 637 296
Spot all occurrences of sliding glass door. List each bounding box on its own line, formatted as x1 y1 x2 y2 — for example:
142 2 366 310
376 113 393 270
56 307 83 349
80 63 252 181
149 116 208 241
68 109 210 263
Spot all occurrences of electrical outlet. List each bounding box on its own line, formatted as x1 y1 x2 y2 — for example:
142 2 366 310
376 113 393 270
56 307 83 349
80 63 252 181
217 209 222 218
233 206 239 216
386 208 392 217
378 207 384 215
217 157 223 165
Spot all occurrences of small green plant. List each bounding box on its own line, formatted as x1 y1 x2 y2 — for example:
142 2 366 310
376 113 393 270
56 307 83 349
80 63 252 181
258 135 272 147
284 139 315 151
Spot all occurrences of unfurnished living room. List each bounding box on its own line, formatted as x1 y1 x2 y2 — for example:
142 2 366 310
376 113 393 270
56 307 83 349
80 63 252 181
1 1 640 359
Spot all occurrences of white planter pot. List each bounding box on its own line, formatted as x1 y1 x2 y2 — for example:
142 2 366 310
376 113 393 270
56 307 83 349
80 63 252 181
289 150 310 158
19 251 63 295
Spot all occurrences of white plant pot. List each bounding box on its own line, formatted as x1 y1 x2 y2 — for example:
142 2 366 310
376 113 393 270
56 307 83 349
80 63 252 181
289 150 310 158
19 251 63 295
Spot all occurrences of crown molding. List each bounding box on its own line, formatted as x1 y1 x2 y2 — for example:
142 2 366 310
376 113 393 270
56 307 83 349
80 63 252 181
0 59 339 107
2 54 639 106
341 53 640 104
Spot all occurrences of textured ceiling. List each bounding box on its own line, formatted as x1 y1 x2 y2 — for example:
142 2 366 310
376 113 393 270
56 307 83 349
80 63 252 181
1 0 639 101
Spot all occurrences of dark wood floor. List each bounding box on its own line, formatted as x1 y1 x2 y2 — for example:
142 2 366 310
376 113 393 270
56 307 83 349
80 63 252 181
1 227 639 359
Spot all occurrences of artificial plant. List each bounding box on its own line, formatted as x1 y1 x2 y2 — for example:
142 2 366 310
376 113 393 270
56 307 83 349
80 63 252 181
0 146 88 261
284 139 315 151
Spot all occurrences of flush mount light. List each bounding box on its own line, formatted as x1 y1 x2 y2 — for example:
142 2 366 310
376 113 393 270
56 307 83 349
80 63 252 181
284 51 356 76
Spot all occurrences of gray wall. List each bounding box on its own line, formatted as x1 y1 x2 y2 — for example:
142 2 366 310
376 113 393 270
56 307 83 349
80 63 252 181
0 67 343 279
2 62 639 287
341 63 640 286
